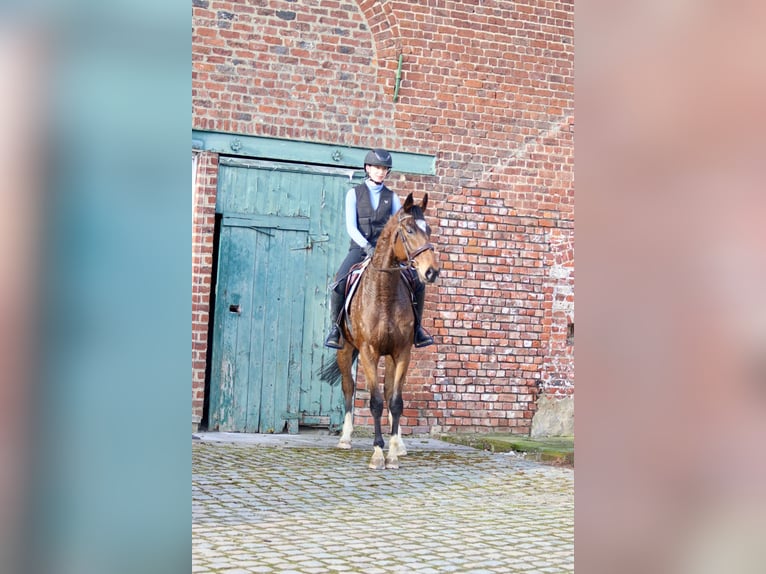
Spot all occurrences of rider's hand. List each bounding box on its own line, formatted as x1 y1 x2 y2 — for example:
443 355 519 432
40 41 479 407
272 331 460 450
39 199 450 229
363 243 375 258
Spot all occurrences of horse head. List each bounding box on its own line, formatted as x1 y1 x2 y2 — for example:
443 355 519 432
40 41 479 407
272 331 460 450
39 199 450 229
395 193 440 284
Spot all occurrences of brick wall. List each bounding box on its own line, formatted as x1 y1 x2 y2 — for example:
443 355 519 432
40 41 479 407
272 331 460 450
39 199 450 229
192 0 574 435
191 151 218 429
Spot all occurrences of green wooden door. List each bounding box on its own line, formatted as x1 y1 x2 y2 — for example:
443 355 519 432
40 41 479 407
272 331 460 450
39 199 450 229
209 157 358 433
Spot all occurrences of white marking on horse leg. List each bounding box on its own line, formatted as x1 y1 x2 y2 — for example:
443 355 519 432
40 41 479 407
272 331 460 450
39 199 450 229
393 428 407 456
369 446 386 470
386 436 402 469
337 412 353 449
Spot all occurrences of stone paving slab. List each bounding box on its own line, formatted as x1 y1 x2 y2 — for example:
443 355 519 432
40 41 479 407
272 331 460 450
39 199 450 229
193 435 574 573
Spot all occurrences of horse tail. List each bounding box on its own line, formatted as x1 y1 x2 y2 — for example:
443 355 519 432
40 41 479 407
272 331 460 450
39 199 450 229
317 357 342 386
317 349 358 387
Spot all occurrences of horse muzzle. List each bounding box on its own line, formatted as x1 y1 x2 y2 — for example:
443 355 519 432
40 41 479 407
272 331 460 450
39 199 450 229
424 266 440 284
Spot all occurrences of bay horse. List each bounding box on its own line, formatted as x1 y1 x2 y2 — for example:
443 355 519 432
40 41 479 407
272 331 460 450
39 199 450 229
319 193 440 469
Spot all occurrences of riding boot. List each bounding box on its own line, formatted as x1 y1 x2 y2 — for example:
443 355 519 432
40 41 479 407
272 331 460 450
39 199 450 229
324 288 345 349
412 284 434 348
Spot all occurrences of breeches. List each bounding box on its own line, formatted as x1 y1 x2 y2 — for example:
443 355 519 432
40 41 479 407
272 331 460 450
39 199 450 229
333 247 366 295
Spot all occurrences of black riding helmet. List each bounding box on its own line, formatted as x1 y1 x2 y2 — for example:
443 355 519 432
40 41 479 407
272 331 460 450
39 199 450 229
364 148 393 169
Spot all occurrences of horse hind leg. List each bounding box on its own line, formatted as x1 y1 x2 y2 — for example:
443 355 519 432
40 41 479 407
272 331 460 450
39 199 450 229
338 412 353 449
336 346 356 450
387 410 407 455
389 424 407 457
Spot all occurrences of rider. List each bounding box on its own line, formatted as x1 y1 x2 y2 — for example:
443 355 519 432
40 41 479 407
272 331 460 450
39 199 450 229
323 148 434 349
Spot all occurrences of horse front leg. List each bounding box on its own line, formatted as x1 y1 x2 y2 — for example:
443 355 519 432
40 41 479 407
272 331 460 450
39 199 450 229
384 357 408 466
358 347 385 470
385 353 411 469
369 389 386 470
336 345 356 449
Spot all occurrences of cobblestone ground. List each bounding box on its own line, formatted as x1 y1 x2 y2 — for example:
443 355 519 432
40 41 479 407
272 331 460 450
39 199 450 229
193 438 574 573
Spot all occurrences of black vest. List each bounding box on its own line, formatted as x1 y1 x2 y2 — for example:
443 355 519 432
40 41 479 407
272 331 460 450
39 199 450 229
352 183 394 248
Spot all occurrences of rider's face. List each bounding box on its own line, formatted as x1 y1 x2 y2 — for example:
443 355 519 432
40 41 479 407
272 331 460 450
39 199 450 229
366 165 390 182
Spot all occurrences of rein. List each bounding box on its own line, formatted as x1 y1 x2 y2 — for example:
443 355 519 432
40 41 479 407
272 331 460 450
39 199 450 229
370 213 434 273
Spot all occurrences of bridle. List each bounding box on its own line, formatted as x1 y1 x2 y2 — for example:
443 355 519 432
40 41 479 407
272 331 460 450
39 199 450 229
397 213 435 263
372 212 435 273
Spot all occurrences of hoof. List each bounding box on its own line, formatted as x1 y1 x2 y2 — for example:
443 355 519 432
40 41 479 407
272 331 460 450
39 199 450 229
369 446 386 470
385 456 399 470
337 440 351 450
390 436 408 457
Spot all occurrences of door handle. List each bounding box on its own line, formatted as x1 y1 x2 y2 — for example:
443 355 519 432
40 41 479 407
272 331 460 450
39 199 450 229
229 304 241 314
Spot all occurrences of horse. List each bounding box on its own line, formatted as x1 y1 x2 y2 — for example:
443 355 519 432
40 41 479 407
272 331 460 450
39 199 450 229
319 193 440 469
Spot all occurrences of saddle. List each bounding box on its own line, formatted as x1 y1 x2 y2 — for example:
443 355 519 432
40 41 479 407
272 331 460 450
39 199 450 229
342 258 371 317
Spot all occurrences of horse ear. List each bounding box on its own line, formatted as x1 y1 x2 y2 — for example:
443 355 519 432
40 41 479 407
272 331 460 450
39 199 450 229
402 193 414 211
420 193 428 213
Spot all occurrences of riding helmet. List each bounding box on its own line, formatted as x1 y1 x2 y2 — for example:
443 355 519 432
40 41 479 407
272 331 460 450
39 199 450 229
364 148 393 169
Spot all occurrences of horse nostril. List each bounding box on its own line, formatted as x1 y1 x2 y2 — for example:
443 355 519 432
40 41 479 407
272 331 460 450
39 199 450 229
426 267 440 283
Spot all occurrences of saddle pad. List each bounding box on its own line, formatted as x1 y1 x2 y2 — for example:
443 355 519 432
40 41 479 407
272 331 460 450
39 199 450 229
343 258 371 316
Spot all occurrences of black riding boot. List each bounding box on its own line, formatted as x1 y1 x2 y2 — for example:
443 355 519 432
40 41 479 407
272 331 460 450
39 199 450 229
413 284 434 348
324 289 345 349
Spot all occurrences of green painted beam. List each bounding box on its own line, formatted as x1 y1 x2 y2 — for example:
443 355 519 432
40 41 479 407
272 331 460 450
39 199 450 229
192 129 435 175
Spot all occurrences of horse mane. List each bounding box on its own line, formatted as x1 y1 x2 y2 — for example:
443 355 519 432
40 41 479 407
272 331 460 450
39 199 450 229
375 208 402 251
375 201 426 254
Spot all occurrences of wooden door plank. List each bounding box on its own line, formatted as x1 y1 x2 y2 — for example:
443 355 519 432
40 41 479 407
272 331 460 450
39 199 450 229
225 226 257 431
257 227 279 433
244 229 267 433
285 232 308 434
208 224 231 429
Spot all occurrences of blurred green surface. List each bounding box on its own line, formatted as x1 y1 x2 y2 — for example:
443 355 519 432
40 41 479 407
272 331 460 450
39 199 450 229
439 433 575 465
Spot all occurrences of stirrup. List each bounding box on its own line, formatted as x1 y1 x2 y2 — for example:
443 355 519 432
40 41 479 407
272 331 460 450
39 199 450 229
324 325 343 349
414 326 434 348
